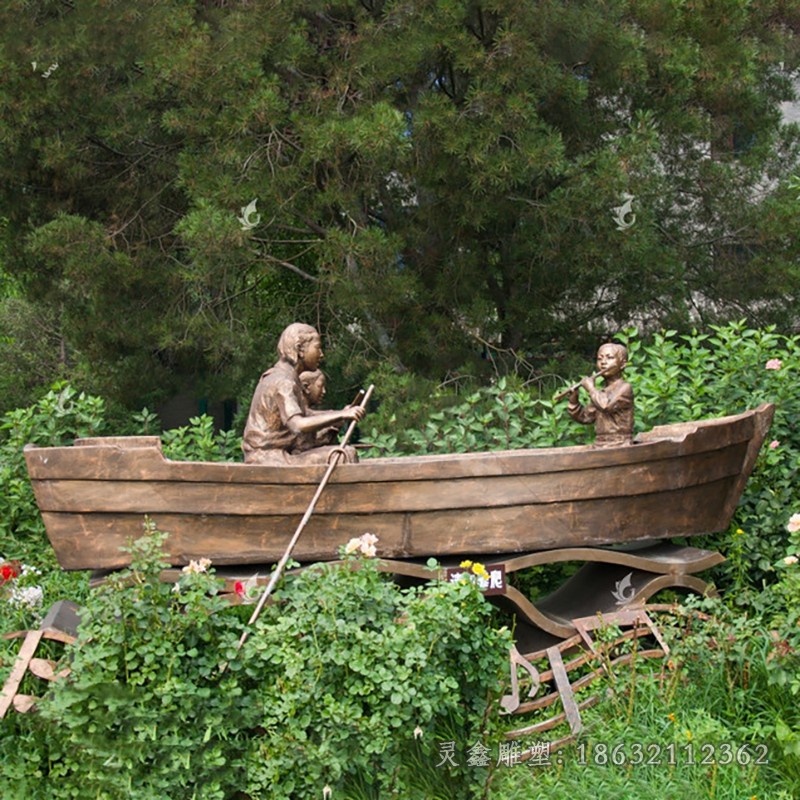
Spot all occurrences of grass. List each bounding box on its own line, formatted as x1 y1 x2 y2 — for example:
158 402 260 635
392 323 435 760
488 608 800 800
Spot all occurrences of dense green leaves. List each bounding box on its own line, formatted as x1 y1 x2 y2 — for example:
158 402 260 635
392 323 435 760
2 1 800 411
0 530 510 799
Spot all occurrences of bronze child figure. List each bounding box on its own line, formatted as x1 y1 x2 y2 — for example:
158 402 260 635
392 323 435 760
568 342 634 448
296 369 340 450
242 323 365 465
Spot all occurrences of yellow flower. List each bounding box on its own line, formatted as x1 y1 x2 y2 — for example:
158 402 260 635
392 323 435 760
735 528 745 536
459 560 473 569
685 730 693 742
667 713 676 723
471 562 489 579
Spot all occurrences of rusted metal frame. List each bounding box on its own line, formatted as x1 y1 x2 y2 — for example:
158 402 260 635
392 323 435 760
501 605 672 744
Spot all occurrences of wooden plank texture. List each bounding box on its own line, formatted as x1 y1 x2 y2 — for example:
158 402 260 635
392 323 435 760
41 477 735 569
30 444 746 515
0 631 43 719
24 405 767 484
22 405 774 571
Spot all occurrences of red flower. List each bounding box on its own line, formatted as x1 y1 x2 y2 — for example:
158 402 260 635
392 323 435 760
234 581 246 597
0 561 21 582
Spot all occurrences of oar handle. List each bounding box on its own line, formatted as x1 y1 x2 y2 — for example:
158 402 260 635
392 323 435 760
341 384 373 445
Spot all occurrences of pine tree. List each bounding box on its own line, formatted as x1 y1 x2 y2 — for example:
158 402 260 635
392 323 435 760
1 0 799 409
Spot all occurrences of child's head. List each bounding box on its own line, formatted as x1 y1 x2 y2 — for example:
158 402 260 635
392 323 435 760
300 369 327 406
596 343 627 376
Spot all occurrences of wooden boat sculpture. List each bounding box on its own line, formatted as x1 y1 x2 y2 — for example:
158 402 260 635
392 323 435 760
24 404 774 573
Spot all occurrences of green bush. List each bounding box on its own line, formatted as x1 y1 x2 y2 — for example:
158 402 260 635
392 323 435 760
0 383 107 549
619 323 800 593
0 530 510 800
160 413 241 462
0 386 240 555
4 527 249 800
241 548 510 799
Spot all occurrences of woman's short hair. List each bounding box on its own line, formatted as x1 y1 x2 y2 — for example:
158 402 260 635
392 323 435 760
277 323 319 366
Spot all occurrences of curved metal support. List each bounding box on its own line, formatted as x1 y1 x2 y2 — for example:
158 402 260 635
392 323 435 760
160 540 723 647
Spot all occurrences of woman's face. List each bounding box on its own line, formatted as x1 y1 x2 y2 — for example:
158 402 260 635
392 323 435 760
300 335 323 370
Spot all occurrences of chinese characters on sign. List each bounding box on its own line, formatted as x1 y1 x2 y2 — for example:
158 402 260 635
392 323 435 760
435 740 770 769
443 564 507 595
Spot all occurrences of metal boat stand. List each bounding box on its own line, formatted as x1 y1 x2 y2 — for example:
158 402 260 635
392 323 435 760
159 539 722 648
498 606 675 756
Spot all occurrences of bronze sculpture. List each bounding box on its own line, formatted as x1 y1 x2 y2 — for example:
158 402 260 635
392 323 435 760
297 369 340 451
568 343 634 447
241 323 365 465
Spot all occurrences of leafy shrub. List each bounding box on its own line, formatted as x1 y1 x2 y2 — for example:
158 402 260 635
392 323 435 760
647 593 800 789
161 413 241 462
0 530 510 800
0 526 249 800
241 550 510 799
0 383 107 547
365 374 589 456
620 323 800 592
0 386 241 556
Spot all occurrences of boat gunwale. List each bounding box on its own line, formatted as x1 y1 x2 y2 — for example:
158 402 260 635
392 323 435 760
23 404 774 486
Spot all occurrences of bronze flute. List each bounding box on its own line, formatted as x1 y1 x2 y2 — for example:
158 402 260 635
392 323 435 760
553 370 608 402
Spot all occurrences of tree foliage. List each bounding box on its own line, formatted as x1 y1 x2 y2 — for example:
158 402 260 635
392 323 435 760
2 1 800 409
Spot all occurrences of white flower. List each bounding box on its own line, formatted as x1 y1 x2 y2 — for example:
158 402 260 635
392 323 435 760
9 585 43 610
784 555 798 566
343 533 380 558
787 513 800 534
344 538 362 555
182 557 212 574
323 786 332 799
357 533 379 558
413 726 423 739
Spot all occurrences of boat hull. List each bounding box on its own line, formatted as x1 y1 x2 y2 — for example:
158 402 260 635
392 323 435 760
24 405 774 570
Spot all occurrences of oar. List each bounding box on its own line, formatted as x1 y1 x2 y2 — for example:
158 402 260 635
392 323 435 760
233 384 374 652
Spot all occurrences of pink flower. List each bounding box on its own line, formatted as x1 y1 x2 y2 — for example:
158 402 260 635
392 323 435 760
787 513 800 533
770 440 780 449
765 358 783 370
